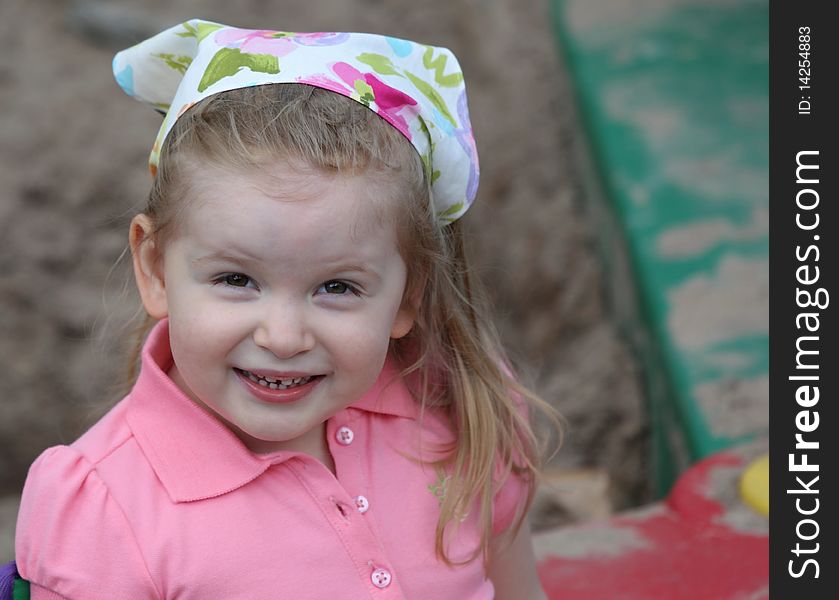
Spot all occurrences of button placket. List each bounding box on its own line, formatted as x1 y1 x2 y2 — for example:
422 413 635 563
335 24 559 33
327 422 364 522
328 416 393 592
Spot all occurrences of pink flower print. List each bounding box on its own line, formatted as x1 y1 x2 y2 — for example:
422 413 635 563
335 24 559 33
331 62 418 138
297 74 354 98
290 32 350 46
214 28 296 58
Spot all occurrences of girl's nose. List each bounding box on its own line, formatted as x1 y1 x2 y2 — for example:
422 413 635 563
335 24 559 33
252 305 315 358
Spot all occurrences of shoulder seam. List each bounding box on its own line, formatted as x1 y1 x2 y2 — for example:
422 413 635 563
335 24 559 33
88 433 135 467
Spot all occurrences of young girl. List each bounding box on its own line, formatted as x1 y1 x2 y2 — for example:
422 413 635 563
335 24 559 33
14 18 555 599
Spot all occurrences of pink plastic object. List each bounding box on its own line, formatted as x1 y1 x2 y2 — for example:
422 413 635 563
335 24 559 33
534 443 768 599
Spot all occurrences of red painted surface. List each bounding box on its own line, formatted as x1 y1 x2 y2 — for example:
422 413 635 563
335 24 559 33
666 451 742 520
536 450 768 599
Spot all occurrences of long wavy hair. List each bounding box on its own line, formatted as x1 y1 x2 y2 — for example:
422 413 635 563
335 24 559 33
124 84 560 566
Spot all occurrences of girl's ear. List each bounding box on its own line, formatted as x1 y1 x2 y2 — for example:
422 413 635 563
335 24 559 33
129 214 168 319
390 283 422 339
390 303 416 339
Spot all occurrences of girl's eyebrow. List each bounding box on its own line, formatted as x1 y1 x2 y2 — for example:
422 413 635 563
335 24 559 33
320 261 382 282
192 251 382 281
191 249 261 265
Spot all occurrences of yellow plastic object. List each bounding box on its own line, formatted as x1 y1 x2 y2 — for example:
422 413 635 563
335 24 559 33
739 454 769 516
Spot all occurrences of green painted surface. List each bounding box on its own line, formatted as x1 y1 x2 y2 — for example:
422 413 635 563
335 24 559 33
550 0 768 494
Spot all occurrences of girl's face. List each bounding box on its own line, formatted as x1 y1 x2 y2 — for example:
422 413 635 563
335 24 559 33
131 160 416 458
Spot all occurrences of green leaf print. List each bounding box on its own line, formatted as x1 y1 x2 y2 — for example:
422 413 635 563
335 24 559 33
198 48 280 93
353 80 375 105
177 22 198 38
404 71 457 128
419 152 431 179
357 53 403 77
177 21 223 42
415 116 436 180
422 47 463 88
196 22 224 42
438 202 463 217
152 53 193 75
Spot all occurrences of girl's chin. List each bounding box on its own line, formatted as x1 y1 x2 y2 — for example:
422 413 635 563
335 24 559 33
239 426 326 456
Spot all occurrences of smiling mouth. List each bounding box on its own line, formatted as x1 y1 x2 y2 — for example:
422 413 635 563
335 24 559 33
234 369 322 390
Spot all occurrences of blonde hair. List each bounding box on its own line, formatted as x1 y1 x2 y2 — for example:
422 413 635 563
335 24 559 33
126 84 559 566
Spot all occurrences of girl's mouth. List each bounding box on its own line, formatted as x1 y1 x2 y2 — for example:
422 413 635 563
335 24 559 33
235 368 321 390
234 368 325 404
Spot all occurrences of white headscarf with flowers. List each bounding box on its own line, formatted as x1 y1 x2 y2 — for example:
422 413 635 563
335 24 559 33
113 18 480 224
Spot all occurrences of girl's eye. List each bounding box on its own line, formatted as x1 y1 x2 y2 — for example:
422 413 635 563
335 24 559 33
320 280 358 295
219 273 252 288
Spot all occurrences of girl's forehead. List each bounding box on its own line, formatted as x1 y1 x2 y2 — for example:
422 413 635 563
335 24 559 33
185 158 396 217
176 164 399 256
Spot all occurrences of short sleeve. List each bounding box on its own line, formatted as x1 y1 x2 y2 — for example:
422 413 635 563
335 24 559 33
491 464 530 537
15 446 160 600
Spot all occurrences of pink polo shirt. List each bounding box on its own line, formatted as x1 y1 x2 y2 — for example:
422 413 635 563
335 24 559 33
16 320 526 599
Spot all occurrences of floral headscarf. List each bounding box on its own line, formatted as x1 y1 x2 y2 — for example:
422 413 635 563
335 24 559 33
113 19 479 224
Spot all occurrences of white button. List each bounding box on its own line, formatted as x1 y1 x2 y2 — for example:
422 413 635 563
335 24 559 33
354 495 370 513
336 426 354 445
371 568 392 588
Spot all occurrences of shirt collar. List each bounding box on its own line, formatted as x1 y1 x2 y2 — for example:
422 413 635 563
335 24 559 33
126 319 419 503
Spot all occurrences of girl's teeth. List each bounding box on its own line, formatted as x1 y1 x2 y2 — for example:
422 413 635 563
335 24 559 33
242 370 314 389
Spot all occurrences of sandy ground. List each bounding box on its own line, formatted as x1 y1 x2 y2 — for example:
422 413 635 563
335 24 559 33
0 0 649 560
